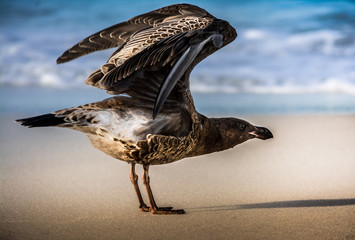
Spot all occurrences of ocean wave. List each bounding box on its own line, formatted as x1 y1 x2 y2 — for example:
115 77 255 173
190 77 355 95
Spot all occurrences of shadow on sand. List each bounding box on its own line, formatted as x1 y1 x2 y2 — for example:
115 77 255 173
190 198 355 212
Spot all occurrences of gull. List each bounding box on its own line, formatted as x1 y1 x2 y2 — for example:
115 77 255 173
17 4 273 214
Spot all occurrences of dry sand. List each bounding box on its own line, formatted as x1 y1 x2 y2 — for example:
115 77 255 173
1 114 355 240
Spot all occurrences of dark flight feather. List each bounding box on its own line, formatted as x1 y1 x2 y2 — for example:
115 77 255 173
16 114 65 128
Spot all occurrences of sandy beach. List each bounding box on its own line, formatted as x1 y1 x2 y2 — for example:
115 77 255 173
1 114 355 240
2 0 355 239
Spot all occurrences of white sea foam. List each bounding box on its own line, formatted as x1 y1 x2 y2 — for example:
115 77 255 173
244 29 268 40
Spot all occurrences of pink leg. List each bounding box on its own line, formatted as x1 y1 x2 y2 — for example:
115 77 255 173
142 164 185 214
129 163 149 212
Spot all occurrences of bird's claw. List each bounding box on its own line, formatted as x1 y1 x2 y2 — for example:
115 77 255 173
140 205 185 214
139 204 150 212
151 208 185 215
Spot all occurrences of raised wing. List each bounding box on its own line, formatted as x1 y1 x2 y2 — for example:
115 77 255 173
56 4 214 64
57 4 237 119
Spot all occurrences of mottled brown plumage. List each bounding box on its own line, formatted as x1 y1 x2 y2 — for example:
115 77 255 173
17 4 273 214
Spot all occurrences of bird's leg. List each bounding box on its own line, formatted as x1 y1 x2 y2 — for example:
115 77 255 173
129 163 149 212
142 164 185 214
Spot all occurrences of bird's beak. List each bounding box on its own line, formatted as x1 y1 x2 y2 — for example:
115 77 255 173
249 126 273 140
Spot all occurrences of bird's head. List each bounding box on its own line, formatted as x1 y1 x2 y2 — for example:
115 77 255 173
227 118 273 143
209 117 273 151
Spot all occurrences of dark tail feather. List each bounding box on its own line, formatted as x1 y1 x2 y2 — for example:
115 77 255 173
16 114 65 128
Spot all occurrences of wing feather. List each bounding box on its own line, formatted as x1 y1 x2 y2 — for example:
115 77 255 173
57 4 213 64
93 31 191 89
153 33 220 118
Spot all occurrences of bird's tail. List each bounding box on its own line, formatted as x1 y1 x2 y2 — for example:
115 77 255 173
16 113 65 128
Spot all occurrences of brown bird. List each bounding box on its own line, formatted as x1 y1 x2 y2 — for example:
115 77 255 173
17 4 273 214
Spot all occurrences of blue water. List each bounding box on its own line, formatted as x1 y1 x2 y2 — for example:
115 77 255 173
2 86 355 115
1 0 355 114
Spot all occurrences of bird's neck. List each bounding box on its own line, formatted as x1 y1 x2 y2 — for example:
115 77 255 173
192 116 241 156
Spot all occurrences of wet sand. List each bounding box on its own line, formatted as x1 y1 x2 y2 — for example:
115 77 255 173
1 114 355 239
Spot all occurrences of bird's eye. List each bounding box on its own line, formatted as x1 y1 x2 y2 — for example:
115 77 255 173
239 123 246 131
